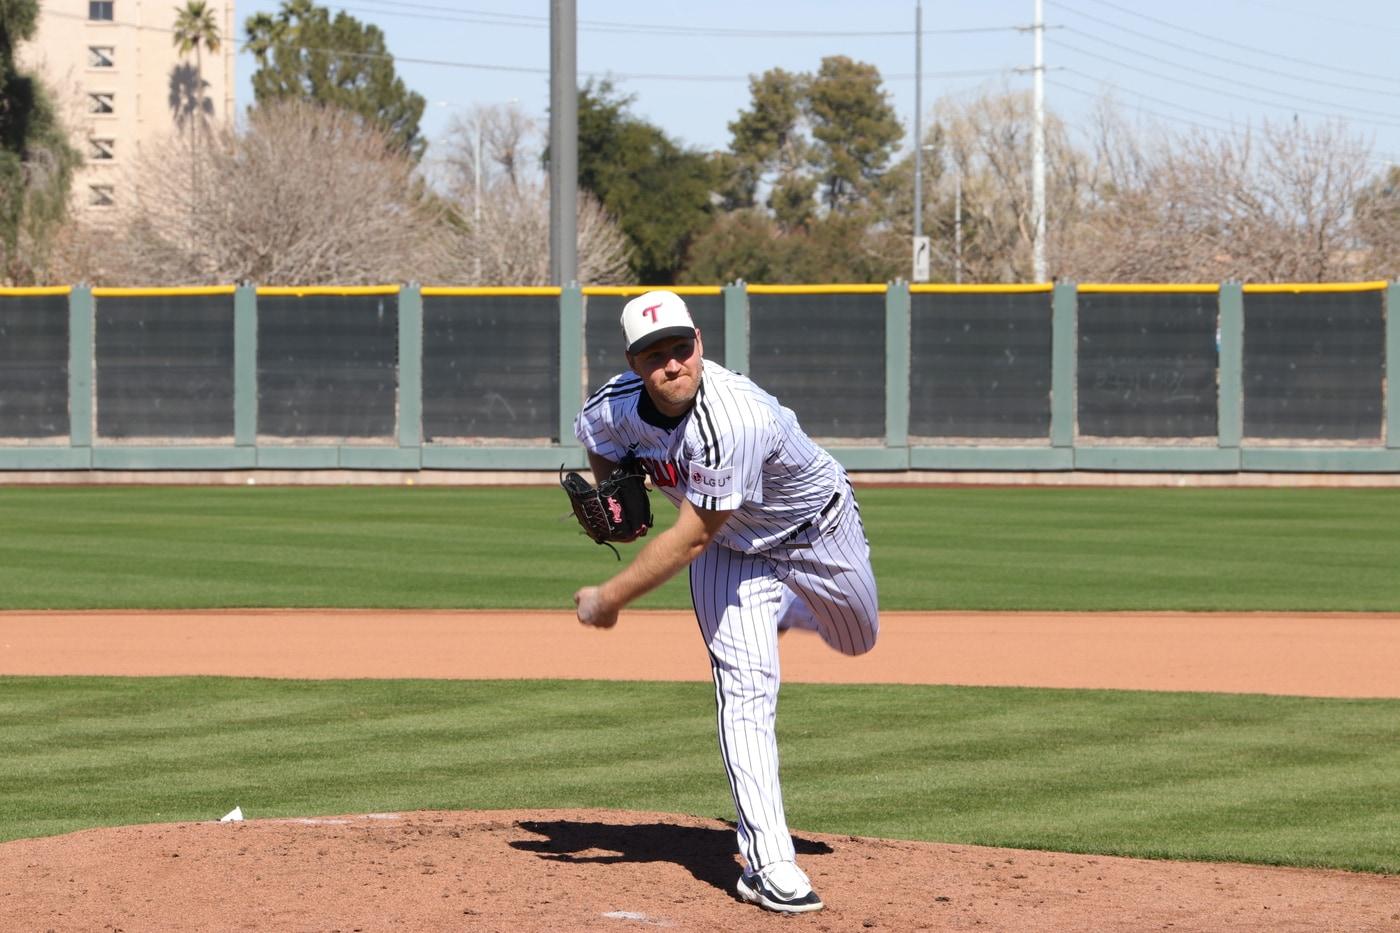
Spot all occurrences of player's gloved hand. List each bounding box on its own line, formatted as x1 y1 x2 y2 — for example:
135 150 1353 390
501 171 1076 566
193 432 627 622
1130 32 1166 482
574 585 619 629
560 453 654 559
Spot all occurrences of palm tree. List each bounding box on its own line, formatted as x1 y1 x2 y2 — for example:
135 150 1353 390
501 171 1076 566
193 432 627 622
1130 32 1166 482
172 1 221 131
171 1 220 255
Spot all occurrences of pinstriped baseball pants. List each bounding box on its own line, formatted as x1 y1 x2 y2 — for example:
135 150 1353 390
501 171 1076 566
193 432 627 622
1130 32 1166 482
688 490 879 872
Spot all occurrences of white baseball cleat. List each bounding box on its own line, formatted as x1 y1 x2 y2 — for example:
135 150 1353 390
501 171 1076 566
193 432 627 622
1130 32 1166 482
736 860 824 913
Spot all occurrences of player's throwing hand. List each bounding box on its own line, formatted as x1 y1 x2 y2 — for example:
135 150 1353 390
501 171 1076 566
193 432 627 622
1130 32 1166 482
574 586 618 628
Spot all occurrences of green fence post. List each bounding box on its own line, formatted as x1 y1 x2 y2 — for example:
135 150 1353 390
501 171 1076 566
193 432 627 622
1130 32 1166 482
68 285 93 450
1388 283 1399 450
1050 282 1076 450
398 284 423 451
559 284 584 449
1218 282 1244 450
723 281 749 374
885 280 910 452
233 283 257 447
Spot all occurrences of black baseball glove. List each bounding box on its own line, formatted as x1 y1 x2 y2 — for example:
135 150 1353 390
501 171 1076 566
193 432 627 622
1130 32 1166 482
560 453 654 558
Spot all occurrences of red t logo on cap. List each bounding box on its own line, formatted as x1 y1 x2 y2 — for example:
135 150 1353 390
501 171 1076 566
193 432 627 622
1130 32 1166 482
641 303 662 322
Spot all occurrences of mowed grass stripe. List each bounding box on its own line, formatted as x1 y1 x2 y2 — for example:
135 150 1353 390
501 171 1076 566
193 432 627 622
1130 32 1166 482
2 485 1399 609
1 677 1397 874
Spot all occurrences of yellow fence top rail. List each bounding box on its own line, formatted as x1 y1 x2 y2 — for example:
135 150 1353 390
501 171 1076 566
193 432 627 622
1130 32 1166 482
1242 281 1390 293
257 285 400 297
745 283 888 295
0 286 72 296
581 285 723 296
911 283 1053 294
421 286 563 297
93 286 237 297
1076 283 1220 294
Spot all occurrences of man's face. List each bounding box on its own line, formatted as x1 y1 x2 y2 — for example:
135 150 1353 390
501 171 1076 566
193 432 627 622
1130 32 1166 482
628 330 703 416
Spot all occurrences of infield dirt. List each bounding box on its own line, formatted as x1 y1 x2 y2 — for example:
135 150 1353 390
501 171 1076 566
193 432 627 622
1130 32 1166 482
2 609 1398 931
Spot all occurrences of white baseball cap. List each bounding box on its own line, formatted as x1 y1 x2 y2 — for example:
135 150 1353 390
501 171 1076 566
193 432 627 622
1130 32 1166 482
621 290 696 355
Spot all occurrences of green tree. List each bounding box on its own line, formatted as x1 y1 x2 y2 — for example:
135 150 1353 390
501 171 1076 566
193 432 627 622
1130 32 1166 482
0 0 79 284
724 57 902 222
725 68 806 214
806 56 903 210
573 80 716 284
244 0 425 158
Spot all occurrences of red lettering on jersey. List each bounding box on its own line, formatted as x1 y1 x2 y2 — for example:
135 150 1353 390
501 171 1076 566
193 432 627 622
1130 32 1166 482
641 303 662 322
641 458 680 487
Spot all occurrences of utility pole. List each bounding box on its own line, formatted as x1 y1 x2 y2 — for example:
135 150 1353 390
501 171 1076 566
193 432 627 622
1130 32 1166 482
1031 0 1047 282
911 0 930 282
549 0 578 286
913 0 922 245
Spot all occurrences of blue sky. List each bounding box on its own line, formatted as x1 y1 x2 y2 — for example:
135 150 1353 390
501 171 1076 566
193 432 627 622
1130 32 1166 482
232 0 1400 174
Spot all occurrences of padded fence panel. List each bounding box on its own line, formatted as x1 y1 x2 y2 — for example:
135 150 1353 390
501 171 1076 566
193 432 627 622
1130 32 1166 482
584 293 724 397
0 295 69 439
910 291 1052 439
95 294 234 439
748 293 884 439
257 294 398 440
1243 291 1384 440
422 294 559 441
1077 292 1219 439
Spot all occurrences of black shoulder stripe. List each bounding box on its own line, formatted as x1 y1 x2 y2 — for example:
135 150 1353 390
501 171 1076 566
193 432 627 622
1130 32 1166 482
583 379 642 413
696 384 724 469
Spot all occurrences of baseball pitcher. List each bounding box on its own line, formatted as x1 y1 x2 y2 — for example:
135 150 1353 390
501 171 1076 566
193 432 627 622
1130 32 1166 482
566 289 880 914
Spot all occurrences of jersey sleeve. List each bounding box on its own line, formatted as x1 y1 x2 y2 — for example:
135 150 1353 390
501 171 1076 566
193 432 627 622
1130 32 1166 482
684 403 768 513
574 409 628 463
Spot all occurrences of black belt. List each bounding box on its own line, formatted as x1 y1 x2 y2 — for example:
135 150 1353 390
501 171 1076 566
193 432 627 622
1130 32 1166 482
782 490 840 543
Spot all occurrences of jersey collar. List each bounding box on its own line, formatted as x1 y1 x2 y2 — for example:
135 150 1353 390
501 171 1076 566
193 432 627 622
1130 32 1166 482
638 383 690 432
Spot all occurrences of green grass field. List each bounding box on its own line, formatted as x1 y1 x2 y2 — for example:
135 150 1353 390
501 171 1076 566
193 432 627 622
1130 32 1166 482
2 485 1399 609
2 485 1398 872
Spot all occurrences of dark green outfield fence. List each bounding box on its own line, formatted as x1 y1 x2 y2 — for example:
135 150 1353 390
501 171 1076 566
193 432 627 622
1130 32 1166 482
1 281 1397 473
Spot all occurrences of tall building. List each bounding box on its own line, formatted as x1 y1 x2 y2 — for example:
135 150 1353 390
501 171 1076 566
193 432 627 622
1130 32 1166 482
16 0 237 214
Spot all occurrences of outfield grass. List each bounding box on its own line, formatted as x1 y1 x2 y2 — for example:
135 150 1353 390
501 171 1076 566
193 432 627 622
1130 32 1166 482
1 485 1398 609
2 676 1397 873
3 484 1397 872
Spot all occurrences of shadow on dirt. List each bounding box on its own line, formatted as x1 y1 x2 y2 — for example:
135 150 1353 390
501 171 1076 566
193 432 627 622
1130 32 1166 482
511 819 834 897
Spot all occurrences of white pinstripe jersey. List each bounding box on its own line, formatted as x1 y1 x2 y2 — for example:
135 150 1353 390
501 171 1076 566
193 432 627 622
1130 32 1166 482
575 360 842 554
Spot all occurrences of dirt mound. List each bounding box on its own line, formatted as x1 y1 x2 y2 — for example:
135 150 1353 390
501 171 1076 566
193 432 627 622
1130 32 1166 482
3 808 1396 932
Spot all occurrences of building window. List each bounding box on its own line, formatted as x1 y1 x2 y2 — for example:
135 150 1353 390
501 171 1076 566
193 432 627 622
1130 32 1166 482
89 2 114 21
88 46 115 68
89 138 115 161
89 184 115 207
88 93 114 114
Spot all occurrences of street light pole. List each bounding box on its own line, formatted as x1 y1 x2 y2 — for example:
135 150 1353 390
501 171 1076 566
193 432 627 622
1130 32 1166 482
913 0 922 246
954 167 962 284
1031 0 1047 282
474 120 483 283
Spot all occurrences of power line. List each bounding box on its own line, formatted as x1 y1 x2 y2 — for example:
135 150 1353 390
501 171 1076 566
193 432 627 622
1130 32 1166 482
1053 33 1400 124
1048 0 1400 87
1049 73 1400 167
1053 5 1399 99
328 0 1022 39
1053 38 1400 132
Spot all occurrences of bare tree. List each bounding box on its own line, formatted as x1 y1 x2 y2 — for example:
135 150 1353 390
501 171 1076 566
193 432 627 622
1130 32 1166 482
926 90 1088 283
450 179 630 285
433 101 630 285
1353 164 1400 278
1056 114 1380 283
59 99 454 285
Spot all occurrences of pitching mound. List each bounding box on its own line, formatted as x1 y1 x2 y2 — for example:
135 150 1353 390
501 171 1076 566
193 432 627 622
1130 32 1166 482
3 809 1396 932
